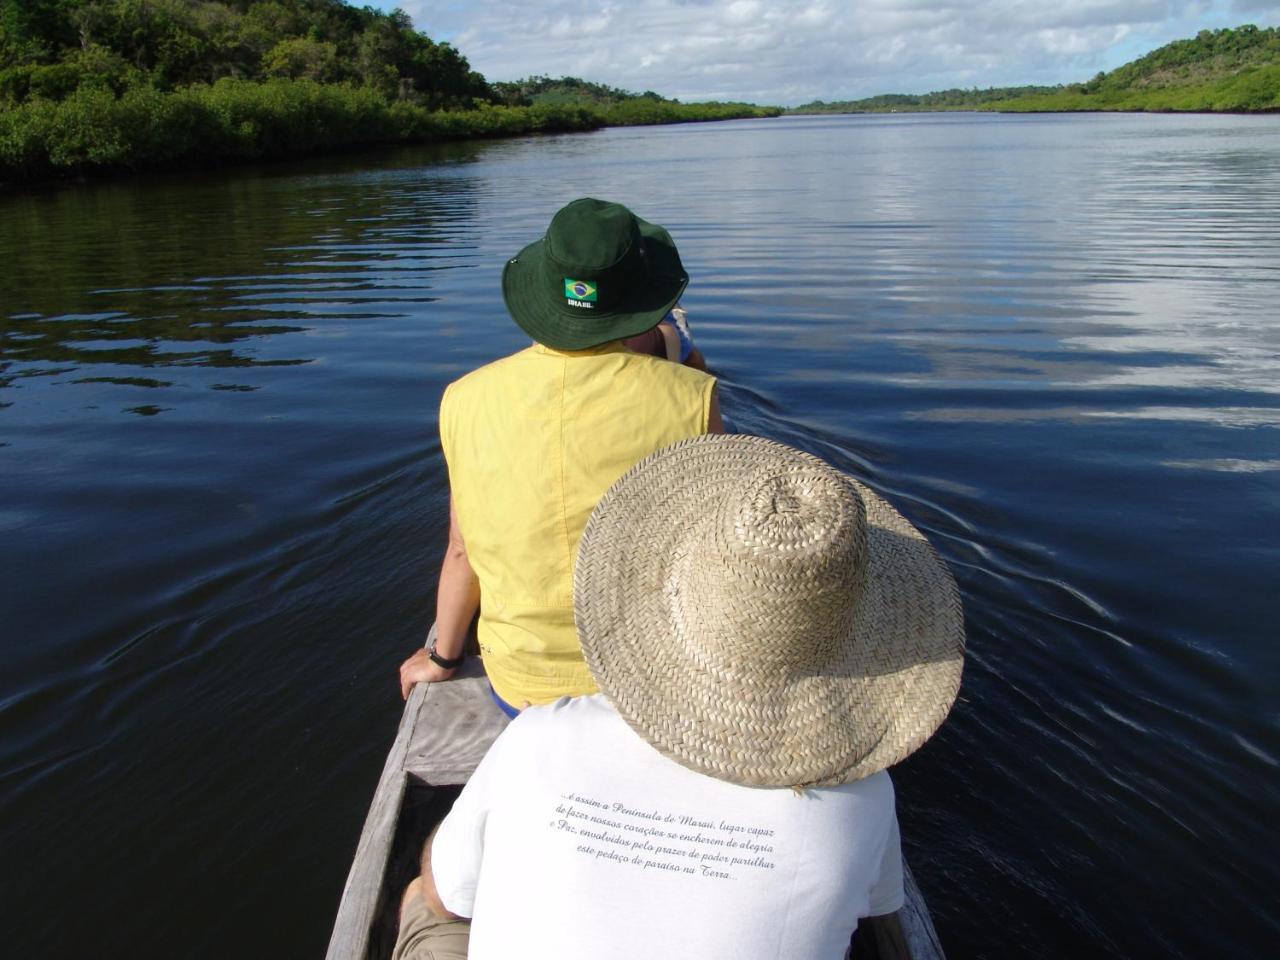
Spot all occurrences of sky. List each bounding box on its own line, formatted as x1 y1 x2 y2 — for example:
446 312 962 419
372 0 1280 106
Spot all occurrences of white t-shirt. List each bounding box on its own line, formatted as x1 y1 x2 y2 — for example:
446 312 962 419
431 694 904 959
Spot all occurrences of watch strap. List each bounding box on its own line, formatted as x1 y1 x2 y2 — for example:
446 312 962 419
427 640 465 670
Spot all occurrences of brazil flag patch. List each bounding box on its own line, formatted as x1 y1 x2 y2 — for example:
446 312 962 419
564 279 598 303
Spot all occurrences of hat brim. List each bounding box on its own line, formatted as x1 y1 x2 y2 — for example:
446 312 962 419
502 218 688 351
573 435 965 787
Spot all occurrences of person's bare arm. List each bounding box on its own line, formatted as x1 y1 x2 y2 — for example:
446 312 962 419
658 322 682 363
419 824 467 920
706 386 725 434
683 345 708 371
399 499 479 699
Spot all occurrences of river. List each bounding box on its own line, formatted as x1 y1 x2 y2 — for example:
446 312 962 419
2 112 1277 958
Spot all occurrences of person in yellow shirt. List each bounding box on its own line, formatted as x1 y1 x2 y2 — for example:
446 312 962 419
623 303 707 370
399 197 722 712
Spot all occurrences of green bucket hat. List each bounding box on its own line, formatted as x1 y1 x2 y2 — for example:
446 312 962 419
502 198 689 350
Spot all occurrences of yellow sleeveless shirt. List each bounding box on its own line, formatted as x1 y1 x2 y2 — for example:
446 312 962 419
440 342 715 706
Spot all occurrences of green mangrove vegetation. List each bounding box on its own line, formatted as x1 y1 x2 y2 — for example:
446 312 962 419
989 25 1280 112
791 25 1279 115
0 0 778 186
791 85 1062 114
492 74 780 125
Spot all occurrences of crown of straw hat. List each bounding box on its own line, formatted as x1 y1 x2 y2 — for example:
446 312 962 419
502 198 688 351
574 435 965 788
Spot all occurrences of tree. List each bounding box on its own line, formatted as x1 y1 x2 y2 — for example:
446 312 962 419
262 35 338 82
0 0 80 54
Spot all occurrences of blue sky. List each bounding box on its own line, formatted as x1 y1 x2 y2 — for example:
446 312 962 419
371 1 1279 105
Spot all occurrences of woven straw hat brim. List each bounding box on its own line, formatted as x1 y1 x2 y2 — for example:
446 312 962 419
502 219 688 351
574 435 964 788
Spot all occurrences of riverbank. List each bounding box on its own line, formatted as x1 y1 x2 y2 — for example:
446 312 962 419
984 67 1280 113
788 25 1280 116
0 78 779 188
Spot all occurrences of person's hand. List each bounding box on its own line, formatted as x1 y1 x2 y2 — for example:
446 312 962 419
399 648 458 700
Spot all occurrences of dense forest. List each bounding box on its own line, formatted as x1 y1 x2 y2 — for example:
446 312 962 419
994 24 1280 112
791 25 1279 115
0 0 491 106
493 75 668 107
0 0 778 185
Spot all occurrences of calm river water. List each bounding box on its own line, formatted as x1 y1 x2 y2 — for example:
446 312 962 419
2 113 1278 958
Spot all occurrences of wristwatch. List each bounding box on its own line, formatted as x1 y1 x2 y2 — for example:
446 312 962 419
427 635 465 670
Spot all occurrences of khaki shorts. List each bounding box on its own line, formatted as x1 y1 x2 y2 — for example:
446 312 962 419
391 893 471 960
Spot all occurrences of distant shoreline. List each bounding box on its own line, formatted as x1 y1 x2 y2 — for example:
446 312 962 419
787 26 1279 117
786 107 1280 116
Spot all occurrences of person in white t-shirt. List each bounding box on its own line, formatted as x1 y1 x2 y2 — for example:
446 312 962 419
392 435 966 960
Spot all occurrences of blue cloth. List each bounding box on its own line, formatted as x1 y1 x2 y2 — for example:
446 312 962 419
661 312 693 363
489 684 520 719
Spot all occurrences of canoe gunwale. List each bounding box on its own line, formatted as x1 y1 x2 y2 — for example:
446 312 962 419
324 632 435 960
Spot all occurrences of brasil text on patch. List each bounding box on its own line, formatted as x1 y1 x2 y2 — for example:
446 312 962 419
564 278 597 308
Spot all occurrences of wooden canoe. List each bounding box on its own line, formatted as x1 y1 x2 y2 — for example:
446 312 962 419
326 628 947 960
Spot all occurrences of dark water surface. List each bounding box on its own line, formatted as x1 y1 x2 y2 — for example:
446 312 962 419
2 113 1277 958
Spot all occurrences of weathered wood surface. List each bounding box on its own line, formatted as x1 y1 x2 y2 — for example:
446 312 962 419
326 630 508 960
328 628 946 960
901 863 946 959
403 660 510 784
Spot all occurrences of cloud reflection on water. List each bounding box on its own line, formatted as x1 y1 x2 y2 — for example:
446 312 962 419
907 406 1280 428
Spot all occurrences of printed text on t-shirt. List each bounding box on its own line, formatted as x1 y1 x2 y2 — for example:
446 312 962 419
549 791 777 880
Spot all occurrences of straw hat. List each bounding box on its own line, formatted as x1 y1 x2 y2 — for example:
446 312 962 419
574 435 964 788
502 198 688 350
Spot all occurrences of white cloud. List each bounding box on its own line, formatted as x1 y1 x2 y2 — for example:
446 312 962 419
723 0 763 23
389 1 1280 105
548 13 612 38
